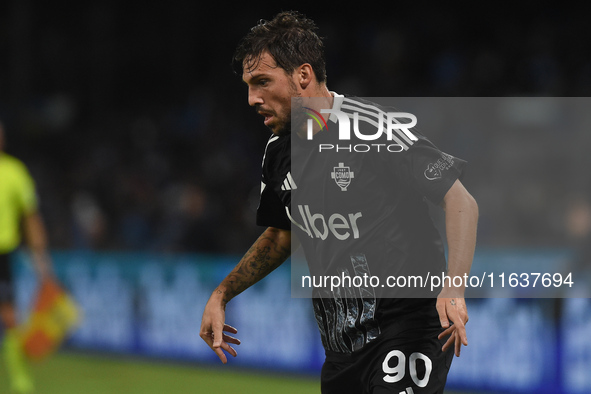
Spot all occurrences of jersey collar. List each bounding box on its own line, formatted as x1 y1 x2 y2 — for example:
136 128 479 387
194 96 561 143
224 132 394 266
328 91 344 124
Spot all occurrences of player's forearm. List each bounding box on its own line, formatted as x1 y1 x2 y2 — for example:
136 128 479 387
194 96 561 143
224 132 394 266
214 227 292 305
24 212 48 251
442 182 478 295
23 212 52 277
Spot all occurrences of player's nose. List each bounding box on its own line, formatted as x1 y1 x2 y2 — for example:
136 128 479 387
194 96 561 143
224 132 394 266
248 88 263 107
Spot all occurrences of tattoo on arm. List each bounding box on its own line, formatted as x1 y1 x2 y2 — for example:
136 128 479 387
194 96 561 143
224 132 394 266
219 228 291 304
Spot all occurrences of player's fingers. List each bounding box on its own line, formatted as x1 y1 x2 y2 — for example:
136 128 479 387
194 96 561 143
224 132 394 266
199 329 216 348
223 324 238 334
212 323 224 348
441 331 456 353
213 346 228 364
220 341 238 358
203 332 232 363
222 333 241 345
450 313 468 346
457 324 468 346
455 331 463 357
201 332 217 348
437 325 456 339
437 324 455 341
435 301 449 328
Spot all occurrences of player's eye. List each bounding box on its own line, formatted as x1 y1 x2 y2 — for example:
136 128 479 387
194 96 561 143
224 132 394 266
259 79 269 86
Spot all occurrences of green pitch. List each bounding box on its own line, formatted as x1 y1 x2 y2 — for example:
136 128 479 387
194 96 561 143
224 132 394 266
0 351 479 393
0 351 320 394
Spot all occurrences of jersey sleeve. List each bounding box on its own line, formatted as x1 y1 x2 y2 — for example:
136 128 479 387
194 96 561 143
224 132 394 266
255 135 291 231
15 161 38 215
395 137 467 205
256 182 291 230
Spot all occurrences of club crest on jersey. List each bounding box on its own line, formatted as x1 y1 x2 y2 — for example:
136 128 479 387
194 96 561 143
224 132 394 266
331 163 354 191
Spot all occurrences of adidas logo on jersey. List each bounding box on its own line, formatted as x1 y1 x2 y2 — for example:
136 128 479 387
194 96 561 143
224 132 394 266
281 172 297 191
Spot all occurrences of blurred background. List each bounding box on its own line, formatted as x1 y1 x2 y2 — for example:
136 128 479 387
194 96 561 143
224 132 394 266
1 1 591 393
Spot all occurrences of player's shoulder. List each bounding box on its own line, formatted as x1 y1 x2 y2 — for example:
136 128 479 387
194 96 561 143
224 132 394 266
339 95 395 117
338 95 430 150
261 133 290 171
0 153 29 174
263 133 289 154
338 95 412 131
264 133 281 147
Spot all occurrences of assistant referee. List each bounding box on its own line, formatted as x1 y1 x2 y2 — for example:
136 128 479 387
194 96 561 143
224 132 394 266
0 121 53 393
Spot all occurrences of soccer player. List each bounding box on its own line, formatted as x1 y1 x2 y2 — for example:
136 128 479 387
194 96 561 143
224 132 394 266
0 121 53 393
200 11 478 393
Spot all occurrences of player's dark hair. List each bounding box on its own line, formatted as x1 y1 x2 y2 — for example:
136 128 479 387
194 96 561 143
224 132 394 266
233 11 327 83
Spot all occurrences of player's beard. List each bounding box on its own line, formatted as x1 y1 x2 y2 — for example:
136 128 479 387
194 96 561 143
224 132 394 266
289 97 309 137
273 79 302 137
274 110 292 136
257 105 291 136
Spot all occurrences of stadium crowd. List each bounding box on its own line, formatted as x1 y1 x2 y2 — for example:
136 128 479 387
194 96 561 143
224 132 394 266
1 3 590 254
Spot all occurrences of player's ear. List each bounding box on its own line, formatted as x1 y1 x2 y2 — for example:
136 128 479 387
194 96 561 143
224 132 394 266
297 63 314 89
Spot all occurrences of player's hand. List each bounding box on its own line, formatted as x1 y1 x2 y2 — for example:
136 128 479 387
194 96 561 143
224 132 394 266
199 293 241 364
436 296 468 357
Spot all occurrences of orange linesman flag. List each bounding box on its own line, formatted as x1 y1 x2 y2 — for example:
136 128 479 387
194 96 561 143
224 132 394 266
19 279 82 361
